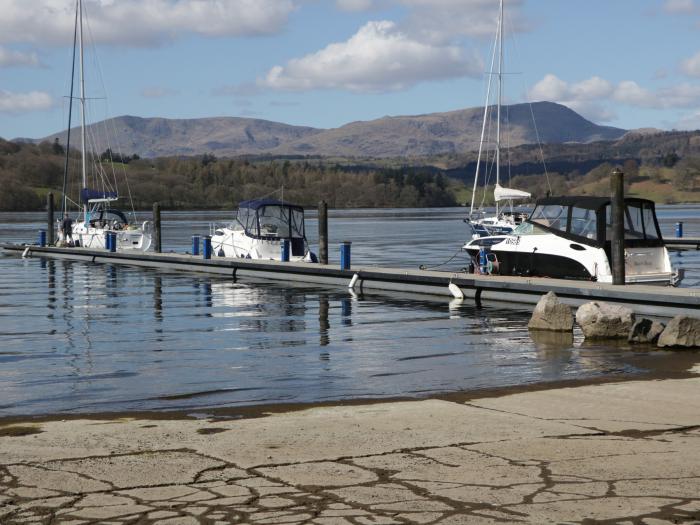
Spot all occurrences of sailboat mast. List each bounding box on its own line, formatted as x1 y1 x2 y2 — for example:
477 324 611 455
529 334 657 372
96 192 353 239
78 0 87 219
495 0 503 218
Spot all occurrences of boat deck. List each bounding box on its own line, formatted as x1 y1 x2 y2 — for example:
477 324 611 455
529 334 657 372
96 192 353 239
3 243 699 317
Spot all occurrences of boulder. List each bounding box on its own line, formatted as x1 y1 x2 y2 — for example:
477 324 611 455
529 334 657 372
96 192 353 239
575 301 635 339
528 292 574 332
657 316 700 348
628 318 665 344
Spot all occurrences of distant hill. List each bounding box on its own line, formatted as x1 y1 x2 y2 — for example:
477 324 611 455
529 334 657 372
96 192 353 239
32 101 627 158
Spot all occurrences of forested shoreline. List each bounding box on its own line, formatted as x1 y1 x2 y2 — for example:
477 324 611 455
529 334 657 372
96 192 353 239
0 139 457 211
1 136 699 212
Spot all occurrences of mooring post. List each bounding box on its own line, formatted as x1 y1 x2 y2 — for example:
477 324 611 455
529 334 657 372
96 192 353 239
676 221 684 238
47 192 55 246
152 202 161 253
611 168 625 285
318 200 328 264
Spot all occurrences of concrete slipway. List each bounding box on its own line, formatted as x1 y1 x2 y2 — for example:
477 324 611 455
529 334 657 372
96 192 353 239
2 243 699 317
1 376 699 523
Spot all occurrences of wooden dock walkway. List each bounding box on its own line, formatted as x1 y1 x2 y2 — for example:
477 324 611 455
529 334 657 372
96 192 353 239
664 237 700 251
3 243 699 317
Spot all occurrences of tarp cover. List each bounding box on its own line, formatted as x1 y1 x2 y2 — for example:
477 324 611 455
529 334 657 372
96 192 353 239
81 188 118 203
494 184 531 202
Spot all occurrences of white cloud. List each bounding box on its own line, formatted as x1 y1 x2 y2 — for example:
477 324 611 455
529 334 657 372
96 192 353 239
336 0 374 12
612 80 657 107
0 90 54 113
0 46 41 67
530 74 614 102
398 0 528 43
529 73 700 123
0 0 295 47
681 51 700 76
259 20 482 93
663 0 696 13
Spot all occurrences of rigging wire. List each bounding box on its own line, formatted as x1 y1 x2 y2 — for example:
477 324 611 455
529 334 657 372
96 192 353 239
505 7 552 194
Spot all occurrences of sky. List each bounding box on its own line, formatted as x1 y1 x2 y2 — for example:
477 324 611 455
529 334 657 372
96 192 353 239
2 0 700 140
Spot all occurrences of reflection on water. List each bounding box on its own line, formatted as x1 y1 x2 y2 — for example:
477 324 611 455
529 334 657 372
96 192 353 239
0 206 698 416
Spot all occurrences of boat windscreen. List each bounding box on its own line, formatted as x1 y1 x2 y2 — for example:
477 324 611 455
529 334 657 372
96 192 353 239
257 205 291 238
237 207 257 235
529 204 568 233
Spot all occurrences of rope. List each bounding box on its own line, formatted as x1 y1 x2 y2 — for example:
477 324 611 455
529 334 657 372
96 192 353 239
419 248 469 271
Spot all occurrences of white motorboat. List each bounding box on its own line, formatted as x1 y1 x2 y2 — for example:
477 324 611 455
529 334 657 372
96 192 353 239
466 0 532 235
463 196 682 286
57 0 151 252
211 199 317 262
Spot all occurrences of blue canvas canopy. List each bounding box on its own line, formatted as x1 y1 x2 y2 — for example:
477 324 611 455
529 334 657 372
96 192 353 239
238 198 303 212
81 188 118 203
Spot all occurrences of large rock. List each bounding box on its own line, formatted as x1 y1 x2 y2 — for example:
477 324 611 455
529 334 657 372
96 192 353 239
657 316 700 348
575 301 635 339
628 318 665 344
528 292 574 332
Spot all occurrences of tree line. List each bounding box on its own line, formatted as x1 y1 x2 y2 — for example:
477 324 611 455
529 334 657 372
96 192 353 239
0 139 457 211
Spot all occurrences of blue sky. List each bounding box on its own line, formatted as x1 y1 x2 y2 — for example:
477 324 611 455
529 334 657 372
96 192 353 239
2 0 700 140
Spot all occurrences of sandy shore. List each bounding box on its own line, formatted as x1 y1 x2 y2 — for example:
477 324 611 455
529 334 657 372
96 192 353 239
1 374 699 524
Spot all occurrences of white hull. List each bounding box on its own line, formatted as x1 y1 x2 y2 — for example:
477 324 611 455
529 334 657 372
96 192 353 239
464 232 679 286
211 227 311 262
61 221 152 252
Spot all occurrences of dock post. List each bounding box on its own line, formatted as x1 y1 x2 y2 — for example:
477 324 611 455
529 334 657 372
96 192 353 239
281 239 290 262
318 200 328 264
203 236 212 260
152 202 162 253
47 192 54 246
340 241 351 270
191 235 200 256
611 168 625 285
676 222 684 238
104 231 111 251
108 232 117 253
38 230 47 247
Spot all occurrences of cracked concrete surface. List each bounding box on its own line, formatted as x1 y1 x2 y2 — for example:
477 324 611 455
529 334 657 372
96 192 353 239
0 378 699 524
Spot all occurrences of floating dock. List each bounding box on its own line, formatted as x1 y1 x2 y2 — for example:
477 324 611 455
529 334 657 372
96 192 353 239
664 237 700 251
3 242 699 317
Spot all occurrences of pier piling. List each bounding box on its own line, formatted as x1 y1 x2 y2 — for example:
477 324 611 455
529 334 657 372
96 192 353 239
47 193 54 246
152 202 162 253
611 168 625 285
318 200 328 265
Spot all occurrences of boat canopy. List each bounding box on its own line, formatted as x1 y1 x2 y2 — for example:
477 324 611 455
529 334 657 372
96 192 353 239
81 188 118 203
236 199 305 240
238 198 303 212
527 196 663 248
494 184 531 202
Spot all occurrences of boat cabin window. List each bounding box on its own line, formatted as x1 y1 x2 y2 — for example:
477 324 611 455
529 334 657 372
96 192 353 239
569 207 597 239
512 221 548 236
237 207 257 233
605 202 660 240
529 204 568 233
290 208 305 238
257 205 291 238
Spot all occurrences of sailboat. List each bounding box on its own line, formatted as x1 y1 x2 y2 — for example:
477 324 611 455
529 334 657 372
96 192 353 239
465 0 531 237
57 0 152 252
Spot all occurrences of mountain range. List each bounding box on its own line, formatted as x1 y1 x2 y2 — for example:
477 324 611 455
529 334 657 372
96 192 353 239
33 101 627 159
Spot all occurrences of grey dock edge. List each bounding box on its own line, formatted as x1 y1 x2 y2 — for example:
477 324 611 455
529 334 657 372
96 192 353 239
3 243 699 317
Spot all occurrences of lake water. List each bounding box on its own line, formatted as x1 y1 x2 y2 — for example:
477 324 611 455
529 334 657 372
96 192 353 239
1 206 698 417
